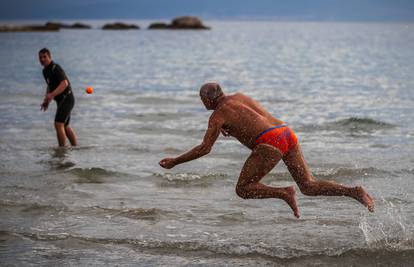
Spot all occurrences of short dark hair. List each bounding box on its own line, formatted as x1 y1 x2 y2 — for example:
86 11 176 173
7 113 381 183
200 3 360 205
39 48 51 56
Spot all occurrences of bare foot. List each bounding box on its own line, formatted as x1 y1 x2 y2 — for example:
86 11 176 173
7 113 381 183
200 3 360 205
355 186 375 212
284 186 300 218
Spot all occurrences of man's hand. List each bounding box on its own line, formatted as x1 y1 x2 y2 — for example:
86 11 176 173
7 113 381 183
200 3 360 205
159 158 176 169
159 112 223 169
40 94 53 111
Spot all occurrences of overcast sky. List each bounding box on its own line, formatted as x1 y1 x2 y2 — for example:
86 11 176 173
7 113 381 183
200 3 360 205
0 0 413 21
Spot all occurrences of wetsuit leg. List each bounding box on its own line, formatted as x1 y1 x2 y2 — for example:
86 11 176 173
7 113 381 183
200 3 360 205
55 94 74 126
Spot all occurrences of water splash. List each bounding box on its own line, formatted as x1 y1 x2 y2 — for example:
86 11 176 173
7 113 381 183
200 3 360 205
359 197 414 249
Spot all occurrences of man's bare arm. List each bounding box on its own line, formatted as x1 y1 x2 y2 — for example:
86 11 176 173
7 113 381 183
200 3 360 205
41 80 69 111
48 80 69 99
41 85 51 111
159 113 224 168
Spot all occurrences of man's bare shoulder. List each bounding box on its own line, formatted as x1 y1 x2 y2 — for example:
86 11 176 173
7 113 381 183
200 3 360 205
231 92 250 99
229 92 257 104
212 97 240 120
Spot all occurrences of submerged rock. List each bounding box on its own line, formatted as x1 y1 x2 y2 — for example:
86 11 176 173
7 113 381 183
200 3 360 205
102 22 140 30
148 16 210 30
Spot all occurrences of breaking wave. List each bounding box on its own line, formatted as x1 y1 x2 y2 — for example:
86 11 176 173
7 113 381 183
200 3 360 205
93 206 174 221
66 167 123 183
12 231 414 263
153 172 229 187
265 166 392 182
299 117 396 134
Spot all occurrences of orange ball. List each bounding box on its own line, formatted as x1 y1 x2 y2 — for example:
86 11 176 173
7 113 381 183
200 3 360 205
86 87 94 94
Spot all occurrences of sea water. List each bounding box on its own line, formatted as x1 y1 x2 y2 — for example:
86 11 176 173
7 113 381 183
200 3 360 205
0 21 414 266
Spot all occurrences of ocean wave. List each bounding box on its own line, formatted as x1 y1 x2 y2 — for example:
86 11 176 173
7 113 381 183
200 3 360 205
13 231 414 262
154 167 391 187
93 206 174 221
265 166 392 182
153 172 229 187
66 167 122 184
0 199 175 221
298 117 396 134
314 166 392 179
0 199 68 213
124 112 194 122
215 212 250 225
328 117 395 131
126 96 195 105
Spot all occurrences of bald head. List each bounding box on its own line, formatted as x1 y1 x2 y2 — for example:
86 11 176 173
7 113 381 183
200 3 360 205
200 83 223 100
199 83 225 110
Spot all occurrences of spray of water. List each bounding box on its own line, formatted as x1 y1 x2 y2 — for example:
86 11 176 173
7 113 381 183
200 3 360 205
359 197 413 249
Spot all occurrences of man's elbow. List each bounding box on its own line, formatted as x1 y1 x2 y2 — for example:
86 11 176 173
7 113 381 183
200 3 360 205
198 145 211 156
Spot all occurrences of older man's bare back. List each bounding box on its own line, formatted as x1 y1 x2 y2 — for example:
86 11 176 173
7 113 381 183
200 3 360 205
160 83 374 218
215 93 285 149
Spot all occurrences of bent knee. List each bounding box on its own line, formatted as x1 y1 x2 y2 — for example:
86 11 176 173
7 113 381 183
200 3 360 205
54 122 64 127
235 184 250 199
54 122 65 130
298 181 318 196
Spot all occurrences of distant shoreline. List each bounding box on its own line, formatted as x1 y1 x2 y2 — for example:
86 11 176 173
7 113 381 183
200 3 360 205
0 18 412 24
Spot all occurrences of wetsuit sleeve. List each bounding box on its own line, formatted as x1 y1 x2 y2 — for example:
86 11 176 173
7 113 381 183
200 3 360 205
53 64 68 83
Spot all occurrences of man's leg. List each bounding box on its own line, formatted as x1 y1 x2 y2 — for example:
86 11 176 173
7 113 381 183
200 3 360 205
65 125 77 146
54 122 67 147
236 144 300 218
283 144 374 212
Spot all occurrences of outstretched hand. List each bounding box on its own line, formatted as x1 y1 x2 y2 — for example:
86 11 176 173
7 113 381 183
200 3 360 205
159 158 176 169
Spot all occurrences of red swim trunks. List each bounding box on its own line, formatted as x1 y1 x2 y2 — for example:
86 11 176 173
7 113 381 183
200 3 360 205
255 124 298 155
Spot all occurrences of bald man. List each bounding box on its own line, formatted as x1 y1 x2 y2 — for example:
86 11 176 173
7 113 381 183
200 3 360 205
159 83 374 218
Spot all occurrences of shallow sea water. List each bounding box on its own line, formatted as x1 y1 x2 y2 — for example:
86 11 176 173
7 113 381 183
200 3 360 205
0 21 414 266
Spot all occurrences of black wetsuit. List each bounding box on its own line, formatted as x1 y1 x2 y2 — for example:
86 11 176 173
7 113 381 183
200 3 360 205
42 61 75 126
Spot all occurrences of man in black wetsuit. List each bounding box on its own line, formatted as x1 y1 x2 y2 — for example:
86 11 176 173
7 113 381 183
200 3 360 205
39 48 77 147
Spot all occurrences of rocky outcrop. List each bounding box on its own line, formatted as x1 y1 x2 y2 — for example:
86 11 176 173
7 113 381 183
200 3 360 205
170 16 210 29
45 22 92 29
0 24 60 32
148 16 210 30
147 22 170 30
0 21 92 32
102 22 140 30
71 23 91 29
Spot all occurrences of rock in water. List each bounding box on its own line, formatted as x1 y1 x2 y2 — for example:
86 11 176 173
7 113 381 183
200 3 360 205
170 16 210 29
0 24 60 32
70 23 92 29
148 16 210 30
45 22 91 29
148 22 170 30
45 22 68 29
102 23 140 30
